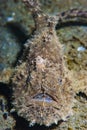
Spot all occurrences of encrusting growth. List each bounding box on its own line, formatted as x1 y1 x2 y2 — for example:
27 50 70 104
11 0 87 127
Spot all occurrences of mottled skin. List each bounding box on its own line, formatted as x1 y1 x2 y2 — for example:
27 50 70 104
10 0 87 127
9 0 87 127
11 0 74 126
12 26 74 126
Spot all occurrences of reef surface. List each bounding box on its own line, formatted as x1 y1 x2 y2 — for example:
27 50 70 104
0 0 87 130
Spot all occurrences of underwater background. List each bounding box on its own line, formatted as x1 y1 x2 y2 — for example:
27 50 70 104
0 0 87 130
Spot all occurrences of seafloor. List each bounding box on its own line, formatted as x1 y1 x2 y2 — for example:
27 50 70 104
0 0 87 130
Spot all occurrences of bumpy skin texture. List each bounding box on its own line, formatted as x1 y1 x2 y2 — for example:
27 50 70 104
11 0 87 127
11 27 74 126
